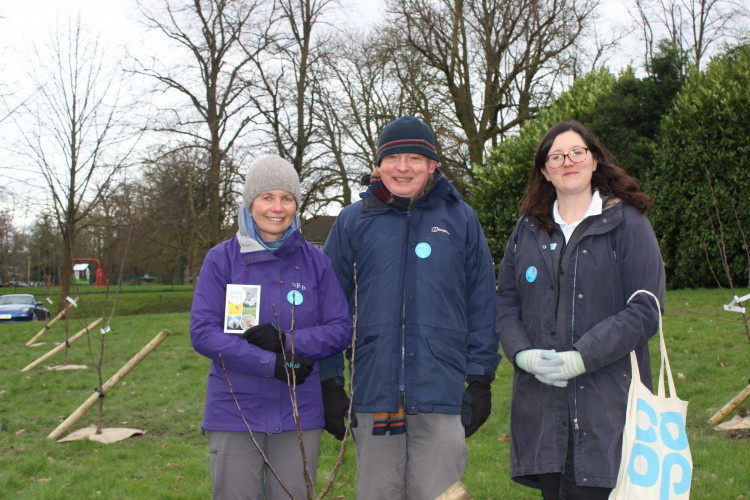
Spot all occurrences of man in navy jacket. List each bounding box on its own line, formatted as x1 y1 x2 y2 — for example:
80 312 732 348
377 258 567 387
320 116 500 500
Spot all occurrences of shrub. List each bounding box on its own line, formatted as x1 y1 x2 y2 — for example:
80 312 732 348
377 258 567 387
648 45 750 288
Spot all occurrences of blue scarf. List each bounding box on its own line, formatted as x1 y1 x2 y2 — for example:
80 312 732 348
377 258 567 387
242 206 299 251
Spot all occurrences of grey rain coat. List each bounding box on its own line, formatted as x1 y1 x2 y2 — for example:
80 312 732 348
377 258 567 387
496 197 665 488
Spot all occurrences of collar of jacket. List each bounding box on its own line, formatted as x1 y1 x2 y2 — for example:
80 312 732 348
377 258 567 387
523 195 624 236
360 169 461 213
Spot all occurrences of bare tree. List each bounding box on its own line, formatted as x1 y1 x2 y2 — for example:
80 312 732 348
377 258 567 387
248 0 338 215
380 0 600 194
135 0 272 249
311 30 416 212
632 0 749 73
14 17 138 309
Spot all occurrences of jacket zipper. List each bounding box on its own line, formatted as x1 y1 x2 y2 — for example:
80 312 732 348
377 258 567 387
399 211 411 401
572 249 580 431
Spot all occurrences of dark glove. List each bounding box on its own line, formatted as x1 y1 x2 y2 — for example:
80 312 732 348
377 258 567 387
243 322 285 353
321 377 350 440
461 374 492 438
274 354 313 384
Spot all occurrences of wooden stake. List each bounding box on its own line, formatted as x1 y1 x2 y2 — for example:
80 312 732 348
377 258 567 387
21 317 104 372
48 329 172 440
25 296 80 347
708 383 750 426
436 481 472 500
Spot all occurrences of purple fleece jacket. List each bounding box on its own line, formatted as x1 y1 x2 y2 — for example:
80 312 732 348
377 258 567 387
190 211 352 433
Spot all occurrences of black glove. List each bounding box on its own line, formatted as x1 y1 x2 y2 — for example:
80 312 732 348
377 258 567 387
243 322 285 353
461 374 492 438
274 354 313 384
321 377 349 440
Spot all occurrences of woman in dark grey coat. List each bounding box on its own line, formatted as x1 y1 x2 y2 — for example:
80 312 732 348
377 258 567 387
496 121 666 499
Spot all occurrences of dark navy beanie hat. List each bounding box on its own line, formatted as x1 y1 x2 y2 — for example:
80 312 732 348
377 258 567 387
376 116 440 165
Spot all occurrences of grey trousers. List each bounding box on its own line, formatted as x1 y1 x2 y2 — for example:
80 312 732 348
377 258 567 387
208 429 321 500
352 412 468 500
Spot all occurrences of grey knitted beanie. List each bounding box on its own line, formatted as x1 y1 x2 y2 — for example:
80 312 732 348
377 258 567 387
242 154 300 211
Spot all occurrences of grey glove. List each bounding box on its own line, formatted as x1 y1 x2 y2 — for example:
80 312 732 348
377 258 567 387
516 349 567 388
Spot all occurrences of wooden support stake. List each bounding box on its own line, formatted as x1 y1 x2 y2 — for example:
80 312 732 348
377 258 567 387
708 383 750 426
48 329 172 440
21 317 104 372
25 296 80 347
436 481 472 500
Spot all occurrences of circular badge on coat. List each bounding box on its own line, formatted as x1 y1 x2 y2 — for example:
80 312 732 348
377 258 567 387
287 290 304 305
415 242 432 259
525 266 538 283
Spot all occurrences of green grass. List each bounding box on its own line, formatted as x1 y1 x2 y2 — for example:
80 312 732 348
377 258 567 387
1 284 194 316
1 289 748 499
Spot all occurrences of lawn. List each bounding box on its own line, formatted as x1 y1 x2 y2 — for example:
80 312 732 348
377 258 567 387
0 288 748 499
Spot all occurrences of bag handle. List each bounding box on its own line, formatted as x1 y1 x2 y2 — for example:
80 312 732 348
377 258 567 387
626 289 677 399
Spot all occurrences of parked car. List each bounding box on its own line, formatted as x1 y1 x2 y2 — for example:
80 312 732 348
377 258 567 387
0 294 51 322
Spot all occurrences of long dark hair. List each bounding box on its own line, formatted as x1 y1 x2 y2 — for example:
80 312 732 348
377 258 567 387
520 121 653 233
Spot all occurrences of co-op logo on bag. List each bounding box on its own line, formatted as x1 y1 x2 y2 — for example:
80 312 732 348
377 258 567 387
627 397 692 498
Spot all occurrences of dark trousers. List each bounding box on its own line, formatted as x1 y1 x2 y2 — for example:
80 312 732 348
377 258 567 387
537 428 612 500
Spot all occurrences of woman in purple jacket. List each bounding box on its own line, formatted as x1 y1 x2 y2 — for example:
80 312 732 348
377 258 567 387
190 154 352 500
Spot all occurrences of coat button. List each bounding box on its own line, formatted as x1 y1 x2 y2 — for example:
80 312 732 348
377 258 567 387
578 293 584 299
582 249 588 254
579 385 584 390
410 352 415 357
542 245 547 249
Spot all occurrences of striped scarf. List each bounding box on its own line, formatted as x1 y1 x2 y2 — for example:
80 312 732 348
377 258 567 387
372 407 406 436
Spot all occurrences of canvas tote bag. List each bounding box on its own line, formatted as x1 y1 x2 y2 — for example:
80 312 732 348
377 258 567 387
609 289 692 500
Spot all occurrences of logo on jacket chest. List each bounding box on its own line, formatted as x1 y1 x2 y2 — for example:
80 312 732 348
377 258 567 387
526 266 538 283
286 282 306 305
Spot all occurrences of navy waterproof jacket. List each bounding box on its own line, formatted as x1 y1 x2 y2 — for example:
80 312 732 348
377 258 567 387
320 173 499 414
496 198 666 488
190 207 352 433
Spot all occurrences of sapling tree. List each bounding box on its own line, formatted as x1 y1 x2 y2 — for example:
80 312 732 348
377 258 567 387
220 264 359 499
703 168 750 346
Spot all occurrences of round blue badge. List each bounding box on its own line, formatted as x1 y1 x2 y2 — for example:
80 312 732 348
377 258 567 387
415 242 432 259
525 266 538 283
287 290 304 305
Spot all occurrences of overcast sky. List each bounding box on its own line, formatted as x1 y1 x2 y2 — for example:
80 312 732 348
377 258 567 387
0 0 386 222
0 0 640 225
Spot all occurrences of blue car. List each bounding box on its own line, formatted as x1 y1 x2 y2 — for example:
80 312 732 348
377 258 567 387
0 294 51 322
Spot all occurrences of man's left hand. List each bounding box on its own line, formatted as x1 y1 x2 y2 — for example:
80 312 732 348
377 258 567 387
461 374 492 438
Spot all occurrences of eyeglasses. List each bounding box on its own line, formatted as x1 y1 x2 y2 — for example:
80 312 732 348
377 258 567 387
545 147 589 169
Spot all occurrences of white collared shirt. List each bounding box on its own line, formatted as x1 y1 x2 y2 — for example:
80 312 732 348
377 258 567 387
553 190 603 243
